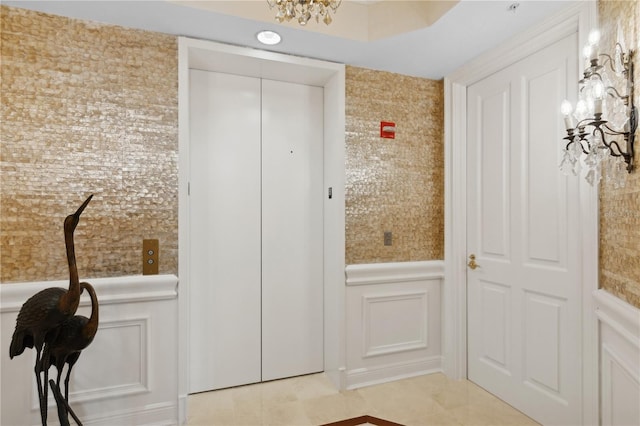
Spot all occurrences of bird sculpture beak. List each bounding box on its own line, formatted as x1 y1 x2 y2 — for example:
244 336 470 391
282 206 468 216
74 194 93 218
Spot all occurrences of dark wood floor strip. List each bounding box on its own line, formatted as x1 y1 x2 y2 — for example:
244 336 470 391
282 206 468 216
321 415 404 426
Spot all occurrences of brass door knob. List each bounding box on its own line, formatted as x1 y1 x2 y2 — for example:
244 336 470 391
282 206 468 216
468 254 479 270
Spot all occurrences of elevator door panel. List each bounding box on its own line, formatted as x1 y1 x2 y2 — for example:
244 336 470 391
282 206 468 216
261 79 324 381
189 71 324 392
188 70 262 392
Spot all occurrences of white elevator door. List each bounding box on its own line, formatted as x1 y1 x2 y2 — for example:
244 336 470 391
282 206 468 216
188 70 323 393
261 79 324 381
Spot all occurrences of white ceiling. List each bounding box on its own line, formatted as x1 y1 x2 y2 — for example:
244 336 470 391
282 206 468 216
4 0 576 79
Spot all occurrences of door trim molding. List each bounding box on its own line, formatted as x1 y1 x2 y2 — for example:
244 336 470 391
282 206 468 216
177 37 346 423
443 2 598 424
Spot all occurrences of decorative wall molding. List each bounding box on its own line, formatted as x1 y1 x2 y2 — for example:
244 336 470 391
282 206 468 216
346 260 444 286
594 289 640 344
346 261 443 390
70 317 151 404
594 289 640 426
601 344 640 426
0 274 178 312
1 274 179 426
362 291 428 358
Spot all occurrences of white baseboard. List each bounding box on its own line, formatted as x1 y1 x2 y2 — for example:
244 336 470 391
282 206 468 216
79 402 177 426
178 394 188 426
345 356 443 390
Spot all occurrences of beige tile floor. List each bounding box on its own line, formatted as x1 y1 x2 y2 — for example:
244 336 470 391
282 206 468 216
187 373 540 426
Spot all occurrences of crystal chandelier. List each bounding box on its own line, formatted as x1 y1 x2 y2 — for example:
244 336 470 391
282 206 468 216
559 29 637 187
267 0 342 26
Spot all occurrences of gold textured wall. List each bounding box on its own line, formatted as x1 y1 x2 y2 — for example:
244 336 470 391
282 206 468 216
1 7 444 282
345 66 444 264
598 0 640 308
0 6 178 283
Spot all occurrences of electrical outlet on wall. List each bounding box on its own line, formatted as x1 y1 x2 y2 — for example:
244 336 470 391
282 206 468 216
143 239 159 275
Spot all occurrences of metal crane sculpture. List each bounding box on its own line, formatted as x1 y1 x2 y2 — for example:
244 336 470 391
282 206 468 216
9 194 93 425
44 281 99 426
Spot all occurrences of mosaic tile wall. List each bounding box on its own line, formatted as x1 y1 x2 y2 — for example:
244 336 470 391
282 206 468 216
345 66 444 264
0 6 179 283
1 7 444 281
598 0 640 308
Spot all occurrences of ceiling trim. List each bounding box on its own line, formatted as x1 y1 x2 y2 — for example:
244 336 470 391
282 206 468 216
168 0 458 41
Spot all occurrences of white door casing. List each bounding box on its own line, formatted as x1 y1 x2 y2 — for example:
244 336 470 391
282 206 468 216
466 33 581 425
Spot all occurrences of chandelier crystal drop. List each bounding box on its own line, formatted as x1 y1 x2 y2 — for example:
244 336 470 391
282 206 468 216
267 0 342 26
559 29 637 187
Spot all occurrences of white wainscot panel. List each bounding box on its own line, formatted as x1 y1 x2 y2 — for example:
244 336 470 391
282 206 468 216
345 261 443 389
363 291 428 358
1 275 178 426
595 290 640 426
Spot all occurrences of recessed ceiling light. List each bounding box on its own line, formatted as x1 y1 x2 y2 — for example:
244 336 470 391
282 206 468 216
256 30 281 45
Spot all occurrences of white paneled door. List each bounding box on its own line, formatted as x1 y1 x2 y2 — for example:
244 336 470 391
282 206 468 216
466 34 581 425
188 71 323 393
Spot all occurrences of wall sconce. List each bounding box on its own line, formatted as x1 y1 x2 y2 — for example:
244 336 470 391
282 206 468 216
559 29 637 187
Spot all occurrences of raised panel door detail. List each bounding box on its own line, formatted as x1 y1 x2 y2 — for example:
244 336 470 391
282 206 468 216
478 90 511 259
479 281 510 371
524 292 564 397
525 69 568 267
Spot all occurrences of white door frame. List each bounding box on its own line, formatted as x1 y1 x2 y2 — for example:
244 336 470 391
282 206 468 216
177 37 346 424
443 2 599 424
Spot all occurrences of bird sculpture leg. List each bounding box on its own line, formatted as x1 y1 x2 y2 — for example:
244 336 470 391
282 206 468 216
63 357 77 405
53 363 70 425
50 379 82 426
40 343 59 425
55 365 65 402
61 362 83 426
50 380 70 426
63 364 71 405
34 347 47 425
42 358 51 425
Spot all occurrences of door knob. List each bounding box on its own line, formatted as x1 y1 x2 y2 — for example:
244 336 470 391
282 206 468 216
468 254 479 270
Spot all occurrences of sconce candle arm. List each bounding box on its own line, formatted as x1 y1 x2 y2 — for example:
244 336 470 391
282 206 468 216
596 53 617 72
601 122 630 136
596 44 630 73
603 85 628 100
606 140 629 159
